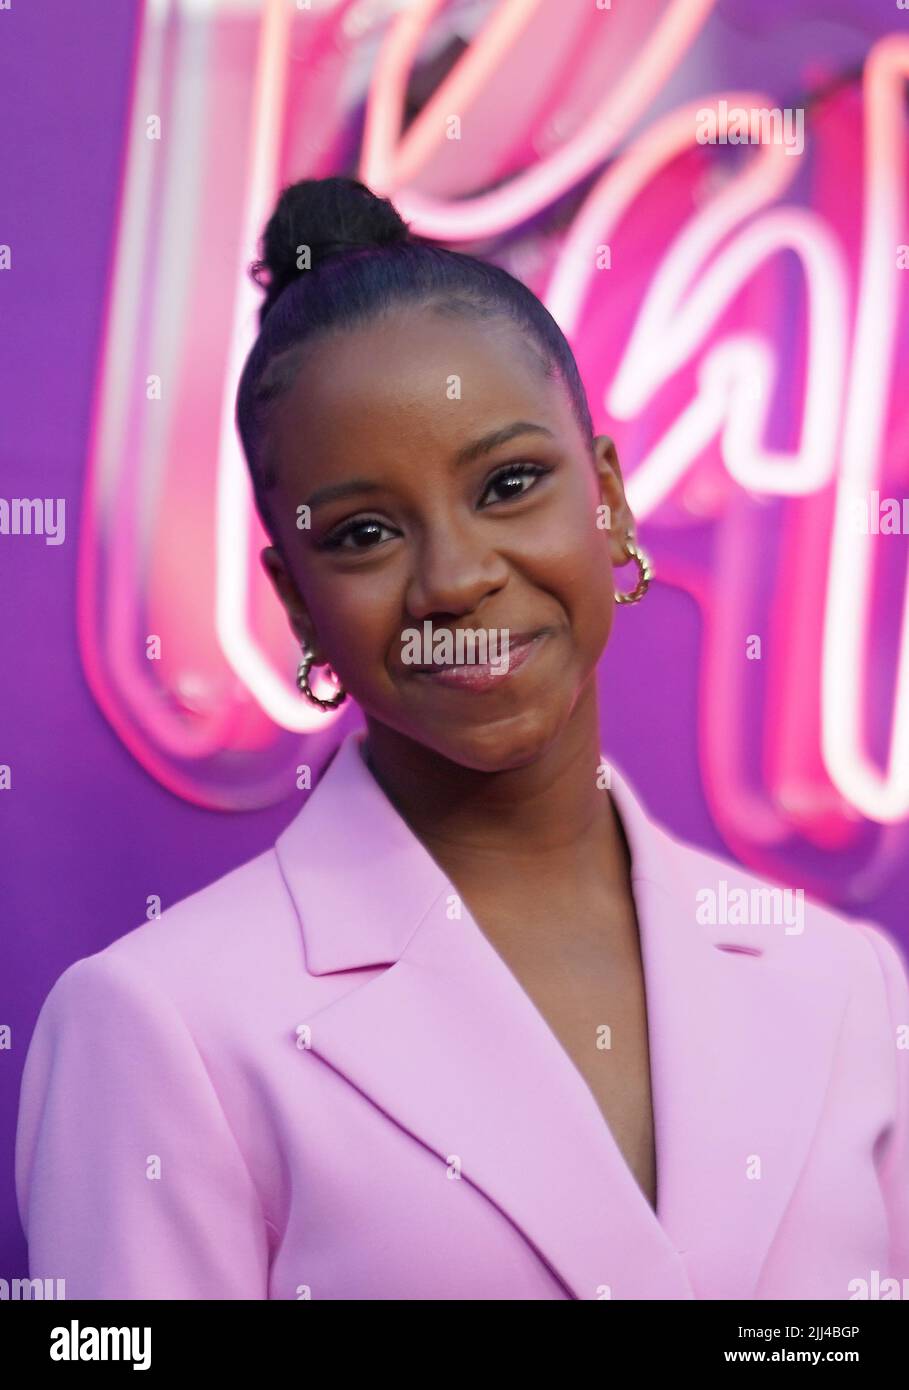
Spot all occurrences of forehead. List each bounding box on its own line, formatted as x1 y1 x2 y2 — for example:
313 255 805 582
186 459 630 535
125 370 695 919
267 306 576 470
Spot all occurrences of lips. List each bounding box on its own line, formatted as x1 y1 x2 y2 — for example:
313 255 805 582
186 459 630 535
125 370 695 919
407 630 541 673
408 630 550 692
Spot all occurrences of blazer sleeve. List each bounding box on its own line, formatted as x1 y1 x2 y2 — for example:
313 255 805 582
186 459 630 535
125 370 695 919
15 950 271 1299
858 920 909 1282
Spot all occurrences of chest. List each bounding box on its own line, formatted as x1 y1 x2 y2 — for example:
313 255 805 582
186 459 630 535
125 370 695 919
472 907 659 1214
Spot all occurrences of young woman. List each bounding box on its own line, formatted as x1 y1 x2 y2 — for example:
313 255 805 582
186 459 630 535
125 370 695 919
16 177 909 1301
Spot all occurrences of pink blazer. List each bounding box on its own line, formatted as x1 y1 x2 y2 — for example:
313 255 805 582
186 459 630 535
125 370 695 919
15 728 909 1300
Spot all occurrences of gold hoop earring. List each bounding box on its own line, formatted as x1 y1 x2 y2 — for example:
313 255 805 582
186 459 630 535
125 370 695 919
296 643 348 710
614 530 653 605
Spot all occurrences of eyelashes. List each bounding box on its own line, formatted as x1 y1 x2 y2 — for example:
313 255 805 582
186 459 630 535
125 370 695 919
483 461 551 505
319 518 390 552
318 461 552 553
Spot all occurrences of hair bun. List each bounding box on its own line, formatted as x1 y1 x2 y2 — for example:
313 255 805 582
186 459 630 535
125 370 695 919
251 176 411 320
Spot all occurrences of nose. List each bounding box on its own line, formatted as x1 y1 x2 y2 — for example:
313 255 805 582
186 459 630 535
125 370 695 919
404 516 508 620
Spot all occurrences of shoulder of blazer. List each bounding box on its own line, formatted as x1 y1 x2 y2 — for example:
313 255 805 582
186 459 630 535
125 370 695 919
45 841 313 1026
627 799 903 990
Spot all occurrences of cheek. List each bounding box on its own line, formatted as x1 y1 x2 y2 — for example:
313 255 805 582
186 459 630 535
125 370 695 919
546 500 617 659
302 570 398 683
524 492 615 612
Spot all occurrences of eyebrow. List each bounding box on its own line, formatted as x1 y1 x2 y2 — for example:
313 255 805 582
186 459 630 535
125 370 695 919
302 421 556 511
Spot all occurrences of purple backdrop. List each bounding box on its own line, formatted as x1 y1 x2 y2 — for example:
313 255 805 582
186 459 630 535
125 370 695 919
2 0 907 1281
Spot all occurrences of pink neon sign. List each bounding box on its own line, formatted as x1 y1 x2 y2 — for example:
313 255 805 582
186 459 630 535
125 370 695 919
78 0 909 905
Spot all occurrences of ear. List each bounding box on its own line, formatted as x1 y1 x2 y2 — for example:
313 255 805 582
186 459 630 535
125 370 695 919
260 547 321 659
592 435 638 566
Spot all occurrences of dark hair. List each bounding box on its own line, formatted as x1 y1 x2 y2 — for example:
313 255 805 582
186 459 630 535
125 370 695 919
235 176 595 539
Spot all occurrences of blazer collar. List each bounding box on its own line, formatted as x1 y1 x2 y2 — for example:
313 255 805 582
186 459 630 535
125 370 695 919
275 729 849 1300
275 727 675 975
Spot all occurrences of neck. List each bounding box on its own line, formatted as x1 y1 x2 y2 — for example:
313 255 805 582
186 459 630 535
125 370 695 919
360 692 632 901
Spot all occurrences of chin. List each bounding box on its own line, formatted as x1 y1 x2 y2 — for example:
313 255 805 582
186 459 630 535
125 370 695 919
429 713 561 774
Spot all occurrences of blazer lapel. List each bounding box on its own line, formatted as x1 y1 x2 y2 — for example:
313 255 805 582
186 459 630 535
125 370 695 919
275 731 848 1300
607 761 851 1298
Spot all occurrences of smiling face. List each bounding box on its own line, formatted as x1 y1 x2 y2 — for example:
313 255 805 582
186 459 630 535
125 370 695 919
260 304 637 772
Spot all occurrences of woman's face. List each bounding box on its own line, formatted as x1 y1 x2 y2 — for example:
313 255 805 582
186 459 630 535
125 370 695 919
261 306 637 771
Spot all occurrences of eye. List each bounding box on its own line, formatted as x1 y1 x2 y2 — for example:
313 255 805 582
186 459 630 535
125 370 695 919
319 517 396 552
319 462 552 553
480 461 551 506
